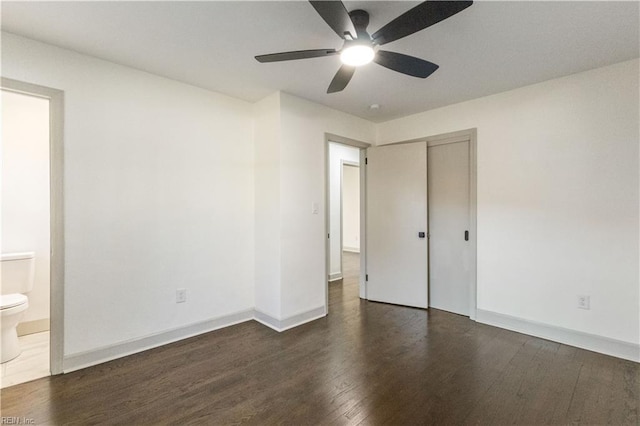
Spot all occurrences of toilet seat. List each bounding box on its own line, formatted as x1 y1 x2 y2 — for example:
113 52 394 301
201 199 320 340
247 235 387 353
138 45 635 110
0 294 28 310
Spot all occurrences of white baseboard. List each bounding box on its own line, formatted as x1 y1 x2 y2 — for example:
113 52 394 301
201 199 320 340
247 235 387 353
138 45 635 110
17 318 50 336
328 272 343 282
63 308 255 373
253 306 326 332
343 247 360 253
476 309 640 363
63 306 328 373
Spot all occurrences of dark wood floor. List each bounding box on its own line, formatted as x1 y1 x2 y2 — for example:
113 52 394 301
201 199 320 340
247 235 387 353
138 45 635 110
2 251 638 425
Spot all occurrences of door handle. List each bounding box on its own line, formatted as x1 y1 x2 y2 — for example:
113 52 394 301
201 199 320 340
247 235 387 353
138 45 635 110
464 230 469 241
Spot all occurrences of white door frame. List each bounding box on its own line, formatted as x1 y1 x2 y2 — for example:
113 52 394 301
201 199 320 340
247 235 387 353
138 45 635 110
2 78 65 374
324 133 370 313
385 129 478 319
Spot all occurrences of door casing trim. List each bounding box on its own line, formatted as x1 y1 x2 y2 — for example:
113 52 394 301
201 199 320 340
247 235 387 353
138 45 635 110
324 134 371 312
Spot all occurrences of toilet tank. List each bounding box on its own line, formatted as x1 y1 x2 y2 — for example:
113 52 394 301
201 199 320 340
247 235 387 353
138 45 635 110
1 252 36 294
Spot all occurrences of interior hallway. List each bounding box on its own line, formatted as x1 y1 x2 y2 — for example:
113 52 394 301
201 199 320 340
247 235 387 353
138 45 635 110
329 251 361 307
1 252 638 424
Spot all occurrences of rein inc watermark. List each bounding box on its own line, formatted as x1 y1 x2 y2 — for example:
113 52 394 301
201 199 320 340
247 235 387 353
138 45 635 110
1 418 35 425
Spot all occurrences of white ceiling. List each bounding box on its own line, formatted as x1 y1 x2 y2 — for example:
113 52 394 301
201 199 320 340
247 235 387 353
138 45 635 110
2 1 638 122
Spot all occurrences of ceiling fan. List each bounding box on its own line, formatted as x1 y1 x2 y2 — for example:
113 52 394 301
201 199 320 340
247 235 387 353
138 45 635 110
255 1 473 93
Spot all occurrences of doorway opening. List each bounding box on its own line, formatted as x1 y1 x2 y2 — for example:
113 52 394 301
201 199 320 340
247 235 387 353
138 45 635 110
325 135 370 313
1 78 64 385
342 162 360 255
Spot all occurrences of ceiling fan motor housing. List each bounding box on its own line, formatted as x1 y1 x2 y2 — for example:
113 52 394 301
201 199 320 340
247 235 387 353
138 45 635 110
348 9 370 39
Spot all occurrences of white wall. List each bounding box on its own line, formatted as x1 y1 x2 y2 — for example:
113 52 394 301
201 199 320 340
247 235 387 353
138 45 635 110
2 33 256 357
377 59 640 346
252 93 374 325
1 90 51 327
253 92 281 319
0 33 375 357
342 164 360 252
279 93 374 319
328 143 360 277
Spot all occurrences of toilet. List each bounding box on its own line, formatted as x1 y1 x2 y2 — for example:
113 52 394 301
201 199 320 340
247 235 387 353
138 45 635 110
1 252 35 363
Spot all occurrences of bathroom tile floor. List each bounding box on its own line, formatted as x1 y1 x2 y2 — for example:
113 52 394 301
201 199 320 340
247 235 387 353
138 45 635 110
0 331 49 388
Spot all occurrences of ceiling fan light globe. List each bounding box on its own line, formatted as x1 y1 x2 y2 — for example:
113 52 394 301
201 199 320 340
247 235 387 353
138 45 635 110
340 45 375 67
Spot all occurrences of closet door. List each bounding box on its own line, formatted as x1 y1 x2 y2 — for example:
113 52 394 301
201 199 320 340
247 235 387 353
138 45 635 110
428 140 471 316
366 142 428 308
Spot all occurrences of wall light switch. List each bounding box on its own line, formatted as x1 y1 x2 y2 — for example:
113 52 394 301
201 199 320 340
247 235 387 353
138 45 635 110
176 288 187 303
312 202 319 214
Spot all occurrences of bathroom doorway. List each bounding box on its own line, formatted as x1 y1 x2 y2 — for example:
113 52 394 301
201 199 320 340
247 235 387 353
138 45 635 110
1 79 64 385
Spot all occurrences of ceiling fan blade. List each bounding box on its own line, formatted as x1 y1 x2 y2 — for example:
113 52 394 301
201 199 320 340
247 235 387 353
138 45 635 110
255 49 338 63
327 65 356 93
374 50 439 78
309 1 357 39
372 1 473 46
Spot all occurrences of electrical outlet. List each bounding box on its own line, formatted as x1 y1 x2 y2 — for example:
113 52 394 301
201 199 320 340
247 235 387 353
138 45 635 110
176 288 187 303
577 295 590 310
